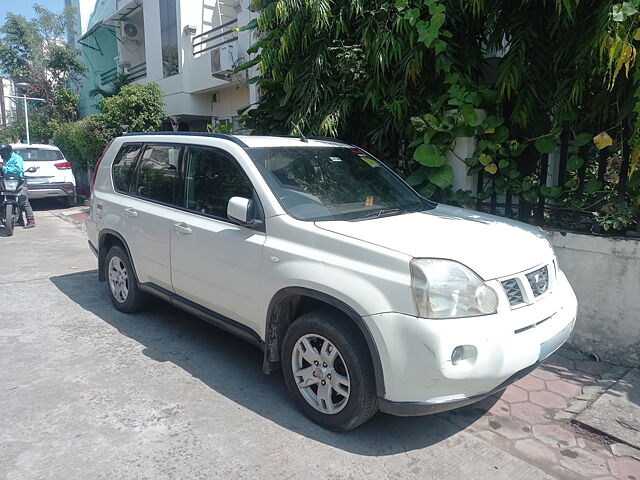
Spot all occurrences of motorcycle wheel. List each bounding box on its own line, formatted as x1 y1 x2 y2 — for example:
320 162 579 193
4 204 14 236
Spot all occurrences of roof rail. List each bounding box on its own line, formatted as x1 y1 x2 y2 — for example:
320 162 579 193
122 131 248 149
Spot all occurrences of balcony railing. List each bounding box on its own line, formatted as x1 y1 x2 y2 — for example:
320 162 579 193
192 18 238 57
128 62 147 81
100 67 118 85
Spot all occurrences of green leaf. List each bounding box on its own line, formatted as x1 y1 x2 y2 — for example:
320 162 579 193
451 125 476 137
540 186 562 198
522 189 538 202
460 104 478 125
411 116 428 132
419 183 437 198
574 133 592 147
584 178 603 195
414 144 446 167
509 140 526 157
408 137 424 148
508 168 520 179
522 179 533 191
405 167 428 186
565 177 579 188
428 164 454 188
534 136 557 154
483 115 504 129
489 125 509 144
498 159 509 169
567 155 584 172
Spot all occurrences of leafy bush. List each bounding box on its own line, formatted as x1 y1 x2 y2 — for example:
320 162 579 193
52 115 112 169
99 83 165 133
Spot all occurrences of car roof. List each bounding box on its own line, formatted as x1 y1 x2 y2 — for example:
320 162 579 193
11 143 62 151
119 132 352 149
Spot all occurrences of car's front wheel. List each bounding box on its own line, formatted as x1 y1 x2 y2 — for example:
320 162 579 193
281 310 378 431
105 245 148 313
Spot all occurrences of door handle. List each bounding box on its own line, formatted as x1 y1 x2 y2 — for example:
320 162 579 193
123 207 138 217
174 223 192 235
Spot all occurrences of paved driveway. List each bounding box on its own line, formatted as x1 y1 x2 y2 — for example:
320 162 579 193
0 203 635 479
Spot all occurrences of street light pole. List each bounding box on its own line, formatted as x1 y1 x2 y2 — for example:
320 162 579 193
23 94 30 145
5 94 46 145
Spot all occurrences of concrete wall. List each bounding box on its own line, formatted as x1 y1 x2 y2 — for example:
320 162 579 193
547 230 640 367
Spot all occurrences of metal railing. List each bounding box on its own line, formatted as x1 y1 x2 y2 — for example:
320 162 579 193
100 67 118 84
127 62 147 81
193 18 238 56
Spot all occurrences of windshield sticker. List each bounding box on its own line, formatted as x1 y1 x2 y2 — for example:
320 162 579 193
360 156 380 167
329 156 343 162
364 196 375 206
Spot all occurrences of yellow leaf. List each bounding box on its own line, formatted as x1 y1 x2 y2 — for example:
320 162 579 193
630 145 640 177
593 132 613 150
479 153 492 166
484 163 498 174
634 28 640 41
484 127 495 134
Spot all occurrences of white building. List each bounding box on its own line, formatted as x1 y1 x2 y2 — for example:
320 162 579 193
0 77 18 127
74 0 259 132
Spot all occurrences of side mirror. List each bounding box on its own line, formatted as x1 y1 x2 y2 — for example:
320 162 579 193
227 196 251 225
25 166 37 173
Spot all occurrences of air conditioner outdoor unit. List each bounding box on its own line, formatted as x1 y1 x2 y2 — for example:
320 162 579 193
122 22 142 41
211 43 236 77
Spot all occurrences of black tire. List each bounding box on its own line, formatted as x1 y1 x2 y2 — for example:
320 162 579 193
4 204 14 236
64 195 76 208
105 245 148 313
281 309 378 431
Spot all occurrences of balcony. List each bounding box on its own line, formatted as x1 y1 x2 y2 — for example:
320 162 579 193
192 18 238 57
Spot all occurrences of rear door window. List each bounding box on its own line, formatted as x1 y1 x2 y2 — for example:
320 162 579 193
134 144 182 204
112 144 142 193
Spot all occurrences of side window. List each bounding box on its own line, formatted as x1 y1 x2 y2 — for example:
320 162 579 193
112 144 142 193
134 144 182 204
185 147 253 220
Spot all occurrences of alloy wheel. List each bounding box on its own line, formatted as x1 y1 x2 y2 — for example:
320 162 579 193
108 255 129 303
291 334 351 414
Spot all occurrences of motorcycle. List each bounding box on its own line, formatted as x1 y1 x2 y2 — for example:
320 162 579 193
1 166 36 237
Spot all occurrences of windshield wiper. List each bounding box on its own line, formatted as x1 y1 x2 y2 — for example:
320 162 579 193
357 207 403 220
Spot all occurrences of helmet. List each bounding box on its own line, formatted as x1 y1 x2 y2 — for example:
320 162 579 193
0 143 11 158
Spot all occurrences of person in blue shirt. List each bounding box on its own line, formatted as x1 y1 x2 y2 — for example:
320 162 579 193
0 143 35 228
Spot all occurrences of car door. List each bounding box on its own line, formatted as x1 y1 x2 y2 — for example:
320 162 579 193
169 145 266 333
124 143 183 292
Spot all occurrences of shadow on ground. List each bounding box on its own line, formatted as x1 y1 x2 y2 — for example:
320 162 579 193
50 270 488 456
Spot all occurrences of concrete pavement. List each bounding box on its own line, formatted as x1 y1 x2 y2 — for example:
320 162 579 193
0 202 638 479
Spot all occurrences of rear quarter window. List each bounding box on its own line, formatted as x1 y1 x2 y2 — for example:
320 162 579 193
14 148 64 161
112 144 142 193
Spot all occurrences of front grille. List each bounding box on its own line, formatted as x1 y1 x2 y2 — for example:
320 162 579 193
526 266 549 297
502 278 524 306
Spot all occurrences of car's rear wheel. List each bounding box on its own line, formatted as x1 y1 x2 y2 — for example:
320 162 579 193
64 195 76 208
105 245 148 313
282 310 378 431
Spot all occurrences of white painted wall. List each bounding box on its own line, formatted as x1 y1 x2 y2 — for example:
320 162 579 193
120 0 256 126
546 230 640 367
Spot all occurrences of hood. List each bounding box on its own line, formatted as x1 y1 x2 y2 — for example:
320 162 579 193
315 204 554 280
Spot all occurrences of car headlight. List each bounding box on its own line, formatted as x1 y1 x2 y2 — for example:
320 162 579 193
410 258 499 319
3 179 19 191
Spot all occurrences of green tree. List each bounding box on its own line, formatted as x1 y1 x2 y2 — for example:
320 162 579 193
99 83 166 133
0 4 84 124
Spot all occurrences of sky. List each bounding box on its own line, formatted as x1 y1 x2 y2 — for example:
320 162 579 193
0 0 66 22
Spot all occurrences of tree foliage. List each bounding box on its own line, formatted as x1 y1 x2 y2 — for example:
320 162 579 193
0 4 85 123
241 0 640 231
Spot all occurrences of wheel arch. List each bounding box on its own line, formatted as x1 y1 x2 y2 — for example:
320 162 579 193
98 229 139 283
264 286 385 398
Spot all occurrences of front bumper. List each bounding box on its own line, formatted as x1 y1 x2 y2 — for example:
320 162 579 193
366 269 577 416
27 182 75 199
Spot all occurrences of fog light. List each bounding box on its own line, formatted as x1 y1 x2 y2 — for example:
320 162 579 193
451 346 464 365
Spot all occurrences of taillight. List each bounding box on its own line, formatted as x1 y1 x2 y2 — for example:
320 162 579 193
54 161 72 169
90 139 115 194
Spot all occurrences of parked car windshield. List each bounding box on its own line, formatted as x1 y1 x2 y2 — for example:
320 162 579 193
14 148 64 161
248 146 433 221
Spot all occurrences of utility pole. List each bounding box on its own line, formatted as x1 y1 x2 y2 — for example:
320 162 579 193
5 93 46 144
0 78 6 127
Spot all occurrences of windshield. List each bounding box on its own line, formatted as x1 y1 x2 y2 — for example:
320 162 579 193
248 146 433 221
14 148 64 161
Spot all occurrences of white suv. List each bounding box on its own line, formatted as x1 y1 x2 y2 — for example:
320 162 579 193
12 143 77 207
87 133 577 431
